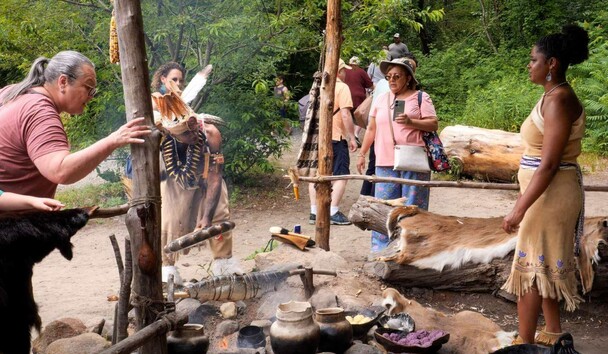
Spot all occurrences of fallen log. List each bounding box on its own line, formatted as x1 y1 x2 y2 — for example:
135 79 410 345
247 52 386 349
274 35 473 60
364 246 608 299
440 125 523 182
348 195 403 234
352 196 608 298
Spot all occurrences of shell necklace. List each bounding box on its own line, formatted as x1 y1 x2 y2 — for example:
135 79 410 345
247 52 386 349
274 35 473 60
544 81 568 96
161 131 206 190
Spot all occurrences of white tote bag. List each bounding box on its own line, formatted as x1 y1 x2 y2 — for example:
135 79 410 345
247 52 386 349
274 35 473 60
387 94 430 172
393 145 430 172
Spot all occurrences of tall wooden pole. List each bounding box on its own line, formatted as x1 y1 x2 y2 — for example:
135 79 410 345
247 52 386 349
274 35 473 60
315 0 342 251
114 0 165 353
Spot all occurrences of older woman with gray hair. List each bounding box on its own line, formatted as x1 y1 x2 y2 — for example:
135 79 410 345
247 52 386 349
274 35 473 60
0 50 150 199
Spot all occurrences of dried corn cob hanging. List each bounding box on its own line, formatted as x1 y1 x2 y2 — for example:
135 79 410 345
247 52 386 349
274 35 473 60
109 9 119 64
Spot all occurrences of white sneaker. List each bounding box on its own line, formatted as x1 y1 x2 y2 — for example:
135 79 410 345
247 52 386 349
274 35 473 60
211 257 244 276
161 265 183 285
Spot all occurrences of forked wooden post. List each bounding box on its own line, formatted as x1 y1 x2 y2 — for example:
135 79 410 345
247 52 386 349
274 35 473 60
316 0 342 251
114 0 165 352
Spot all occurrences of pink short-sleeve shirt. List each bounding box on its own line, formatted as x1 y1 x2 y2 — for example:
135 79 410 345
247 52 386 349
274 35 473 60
369 90 437 167
0 86 70 198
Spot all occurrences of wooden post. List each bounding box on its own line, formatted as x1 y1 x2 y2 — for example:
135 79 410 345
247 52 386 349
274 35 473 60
315 0 342 251
114 0 165 352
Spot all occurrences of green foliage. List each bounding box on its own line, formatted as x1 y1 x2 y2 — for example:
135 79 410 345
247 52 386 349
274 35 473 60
569 15 608 155
245 240 278 260
341 0 445 64
55 182 127 209
3 0 608 192
460 71 539 132
95 166 122 183
417 2 607 156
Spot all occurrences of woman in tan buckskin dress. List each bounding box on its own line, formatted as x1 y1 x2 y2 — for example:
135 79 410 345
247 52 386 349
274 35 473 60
501 25 589 345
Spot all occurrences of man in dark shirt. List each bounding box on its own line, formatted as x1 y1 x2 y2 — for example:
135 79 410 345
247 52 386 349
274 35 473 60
388 33 409 60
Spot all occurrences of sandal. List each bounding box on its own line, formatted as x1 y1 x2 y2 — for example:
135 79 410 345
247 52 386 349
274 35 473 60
535 328 564 346
511 335 526 345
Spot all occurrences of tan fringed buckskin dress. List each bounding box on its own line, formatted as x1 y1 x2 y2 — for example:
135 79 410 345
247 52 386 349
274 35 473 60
160 134 232 266
501 96 585 312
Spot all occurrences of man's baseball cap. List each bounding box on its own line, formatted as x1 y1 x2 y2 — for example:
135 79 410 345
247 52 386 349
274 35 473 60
394 33 400 38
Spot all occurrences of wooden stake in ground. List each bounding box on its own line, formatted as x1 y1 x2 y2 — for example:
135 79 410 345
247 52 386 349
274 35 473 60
315 0 342 251
114 0 165 352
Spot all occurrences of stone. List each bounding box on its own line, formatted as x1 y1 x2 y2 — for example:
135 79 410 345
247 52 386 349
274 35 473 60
250 319 272 336
344 342 383 354
177 297 203 315
102 320 114 341
45 333 110 354
85 317 106 335
220 302 237 319
32 317 87 354
310 288 338 309
188 302 219 324
255 289 306 320
236 300 247 315
215 320 239 337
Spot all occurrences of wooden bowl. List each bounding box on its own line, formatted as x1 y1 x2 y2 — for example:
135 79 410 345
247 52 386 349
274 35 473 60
344 306 385 338
374 328 450 353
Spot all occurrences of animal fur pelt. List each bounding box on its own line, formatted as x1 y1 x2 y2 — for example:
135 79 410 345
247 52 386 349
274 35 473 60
0 208 91 354
383 206 608 294
381 287 514 353
383 206 516 271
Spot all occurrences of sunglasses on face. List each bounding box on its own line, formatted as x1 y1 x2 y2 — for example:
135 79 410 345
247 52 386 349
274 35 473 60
385 74 403 81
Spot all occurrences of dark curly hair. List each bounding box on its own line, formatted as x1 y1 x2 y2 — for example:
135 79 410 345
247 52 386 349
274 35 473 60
150 62 185 91
535 24 589 73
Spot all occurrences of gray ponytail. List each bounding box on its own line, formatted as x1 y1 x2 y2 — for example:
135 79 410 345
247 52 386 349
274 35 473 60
1 50 94 105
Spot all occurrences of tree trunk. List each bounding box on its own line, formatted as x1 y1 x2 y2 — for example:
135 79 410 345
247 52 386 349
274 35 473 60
440 125 523 182
351 196 608 298
417 0 431 55
315 0 342 251
115 0 165 352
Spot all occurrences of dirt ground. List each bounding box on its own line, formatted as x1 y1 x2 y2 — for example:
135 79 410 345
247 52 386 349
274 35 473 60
33 133 608 352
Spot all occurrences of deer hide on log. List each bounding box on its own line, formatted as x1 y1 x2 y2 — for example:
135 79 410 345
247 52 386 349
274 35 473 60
440 125 523 182
351 196 608 297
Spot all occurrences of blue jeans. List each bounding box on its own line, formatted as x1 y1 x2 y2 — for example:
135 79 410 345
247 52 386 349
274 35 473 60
371 166 430 252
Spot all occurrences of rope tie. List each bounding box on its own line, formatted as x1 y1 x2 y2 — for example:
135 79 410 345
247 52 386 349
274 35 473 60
131 293 175 322
128 196 162 208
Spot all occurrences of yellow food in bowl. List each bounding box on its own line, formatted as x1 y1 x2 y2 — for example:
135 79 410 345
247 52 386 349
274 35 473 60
346 314 372 325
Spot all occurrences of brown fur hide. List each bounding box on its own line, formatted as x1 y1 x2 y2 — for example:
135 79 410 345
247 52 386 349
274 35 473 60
381 288 514 353
383 206 608 293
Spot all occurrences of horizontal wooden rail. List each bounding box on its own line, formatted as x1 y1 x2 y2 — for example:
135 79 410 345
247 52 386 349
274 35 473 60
288 174 608 192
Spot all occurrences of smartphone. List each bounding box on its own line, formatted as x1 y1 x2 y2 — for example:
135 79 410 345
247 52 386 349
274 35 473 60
393 99 405 120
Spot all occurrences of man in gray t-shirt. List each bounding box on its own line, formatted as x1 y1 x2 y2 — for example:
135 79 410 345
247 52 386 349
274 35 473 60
388 33 409 60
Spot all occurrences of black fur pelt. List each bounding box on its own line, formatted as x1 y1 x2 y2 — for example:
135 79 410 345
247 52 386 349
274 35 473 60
0 208 90 354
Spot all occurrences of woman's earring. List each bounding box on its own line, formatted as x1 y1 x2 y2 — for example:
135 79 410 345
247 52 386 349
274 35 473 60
546 71 552 82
